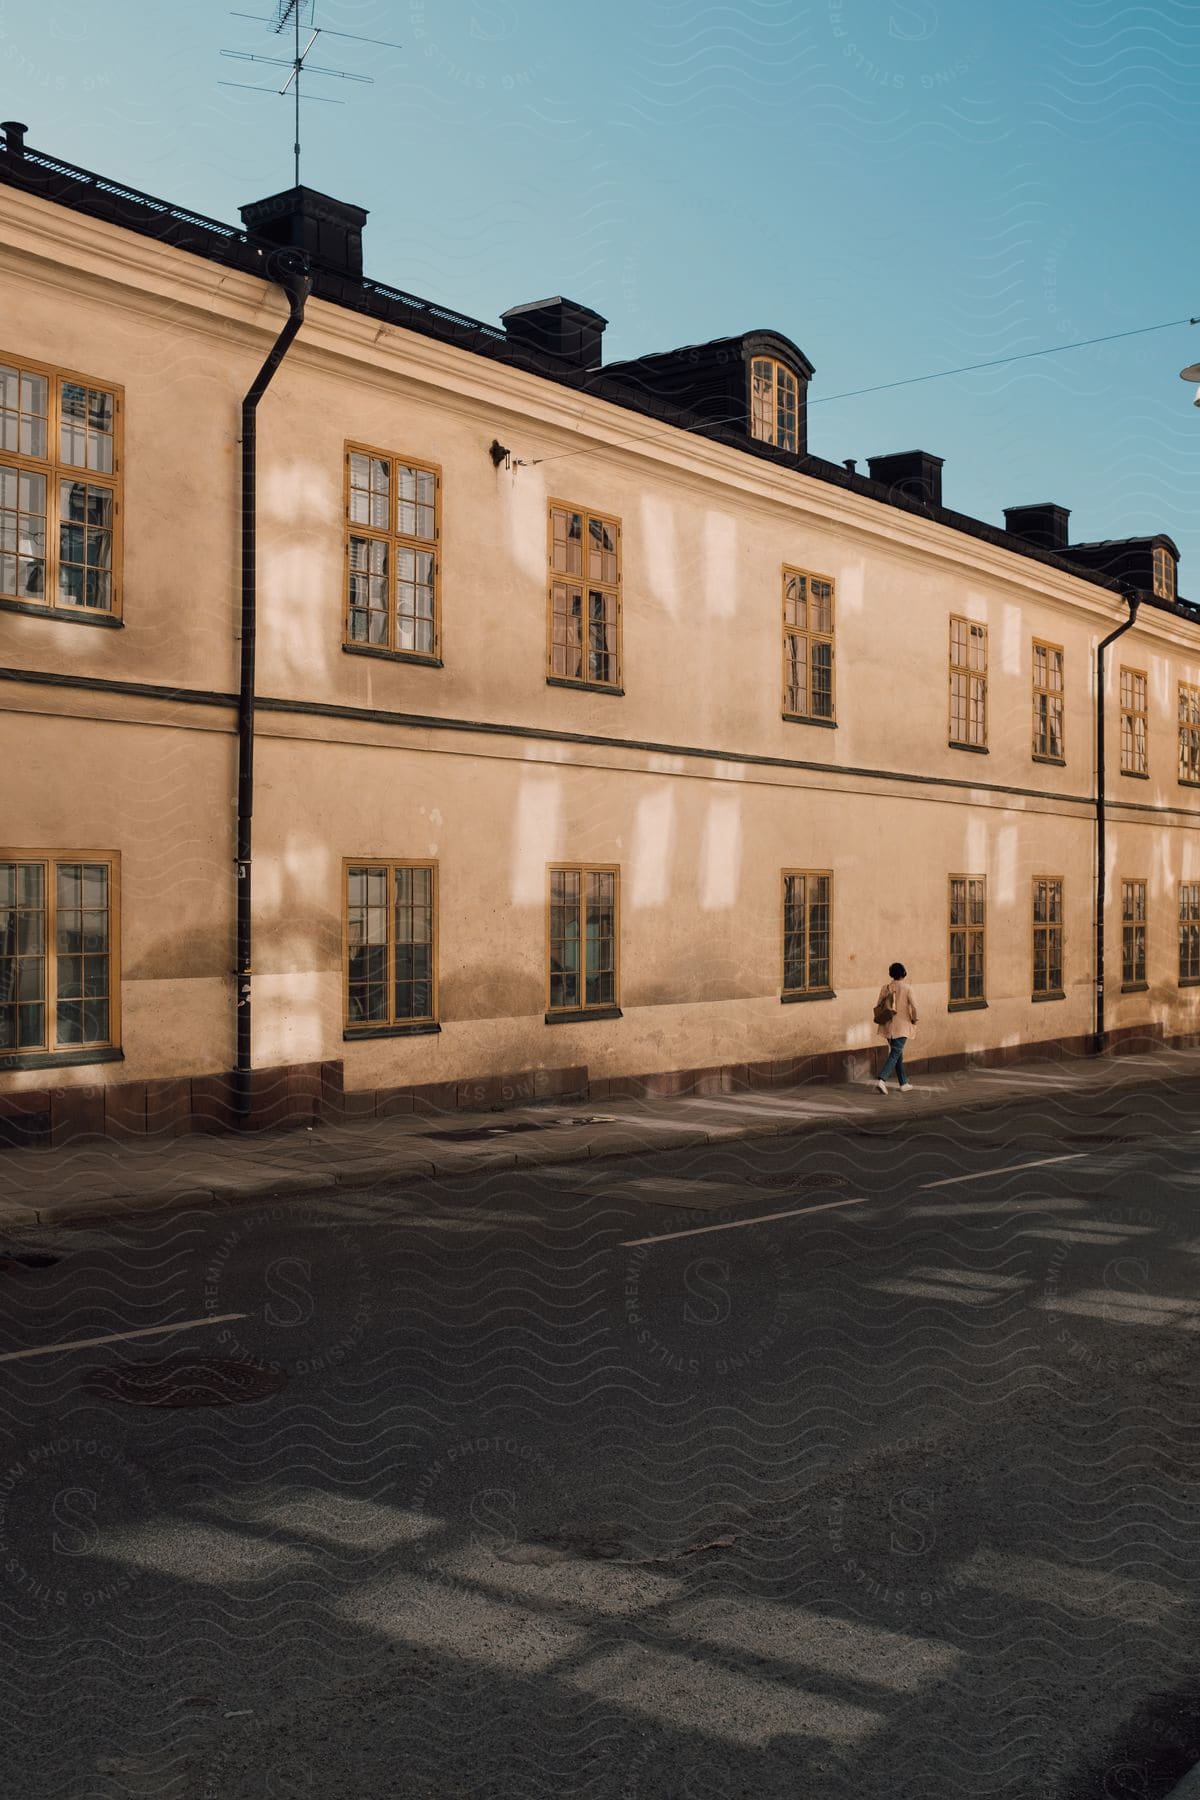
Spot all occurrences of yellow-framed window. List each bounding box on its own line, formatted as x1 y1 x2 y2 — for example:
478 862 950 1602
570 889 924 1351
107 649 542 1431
782 871 832 996
547 503 621 689
949 874 986 1005
1120 667 1148 776
0 353 122 618
1122 879 1147 987
547 865 619 1014
1179 683 1200 786
1153 546 1176 602
1180 882 1200 984
345 444 440 660
1032 877 1064 997
0 853 119 1058
749 358 798 452
949 616 988 748
1032 640 1064 760
344 861 437 1030
782 569 835 722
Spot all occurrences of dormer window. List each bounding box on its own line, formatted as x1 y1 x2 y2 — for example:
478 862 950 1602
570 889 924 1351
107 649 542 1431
750 358 798 453
1153 545 1177 601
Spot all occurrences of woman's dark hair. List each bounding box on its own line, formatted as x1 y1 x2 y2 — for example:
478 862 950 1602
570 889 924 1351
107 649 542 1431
888 962 907 980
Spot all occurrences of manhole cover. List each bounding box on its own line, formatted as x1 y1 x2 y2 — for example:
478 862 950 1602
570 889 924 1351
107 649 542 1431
83 1359 287 1408
750 1173 849 1189
423 1114 616 1143
426 1121 543 1142
0 1253 61 1271
1064 1134 1140 1145
543 1520 640 1562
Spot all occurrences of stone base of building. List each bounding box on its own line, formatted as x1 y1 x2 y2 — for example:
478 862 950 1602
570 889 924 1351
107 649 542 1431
588 1020 1165 1100
0 1060 593 1148
0 1020 1175 1149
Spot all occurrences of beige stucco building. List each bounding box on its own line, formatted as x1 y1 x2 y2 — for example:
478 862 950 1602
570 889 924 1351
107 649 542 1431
1 121 1197 1141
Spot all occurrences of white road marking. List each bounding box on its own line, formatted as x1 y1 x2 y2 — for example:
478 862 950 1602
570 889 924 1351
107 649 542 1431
0 1312 248 1364
919 1154 1086 1192
621 1197 867 1248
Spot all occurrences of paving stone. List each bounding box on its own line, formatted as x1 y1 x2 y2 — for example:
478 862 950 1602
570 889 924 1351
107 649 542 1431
331 1158 436 1187
38 1187 218 1224
4 1046 1200 1228
426 1147 519 1175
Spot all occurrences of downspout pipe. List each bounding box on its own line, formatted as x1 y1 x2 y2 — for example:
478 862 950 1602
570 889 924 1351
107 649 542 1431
235 252 313 1120
1094 589 1141 1056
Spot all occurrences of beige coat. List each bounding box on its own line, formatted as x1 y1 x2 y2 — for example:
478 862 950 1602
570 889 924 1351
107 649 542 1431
876 979 918 1042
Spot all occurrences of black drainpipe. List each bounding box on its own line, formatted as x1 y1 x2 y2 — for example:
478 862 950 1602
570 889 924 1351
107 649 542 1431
1094 589 1140 1055
235 252 313 1119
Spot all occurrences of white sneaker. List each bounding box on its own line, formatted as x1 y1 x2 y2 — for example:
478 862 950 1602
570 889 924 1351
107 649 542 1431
875 1080 889 1095
898 1085 912 1095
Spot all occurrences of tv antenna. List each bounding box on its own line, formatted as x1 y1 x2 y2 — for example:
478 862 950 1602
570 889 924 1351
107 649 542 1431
220 2 402 188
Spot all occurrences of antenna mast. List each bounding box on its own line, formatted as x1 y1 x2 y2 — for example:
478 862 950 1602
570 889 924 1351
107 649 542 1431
220 3 402 188
279 0 306 189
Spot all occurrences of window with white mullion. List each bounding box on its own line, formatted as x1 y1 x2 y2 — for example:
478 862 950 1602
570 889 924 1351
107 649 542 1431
1120 668 1148 776
1122 880 1147 986
1179 683 1200 785
950 617 988 748
750 358 798 452
345 447 439 658
1032 640 1064 759
1032 877 1064 996
0 855 115 1055
547 866 619 1013
782 568 835 722
782 872 832 995
1180 883 1200 982
548 505 620 688
0 355 119 615
345 862 437 1028
949 875 986 1003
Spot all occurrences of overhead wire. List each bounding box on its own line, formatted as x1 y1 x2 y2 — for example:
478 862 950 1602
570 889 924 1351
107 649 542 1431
811 314 1200 405
513 312 1199 467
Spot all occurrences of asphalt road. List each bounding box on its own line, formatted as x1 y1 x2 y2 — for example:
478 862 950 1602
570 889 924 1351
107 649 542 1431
3 1074 1200 1799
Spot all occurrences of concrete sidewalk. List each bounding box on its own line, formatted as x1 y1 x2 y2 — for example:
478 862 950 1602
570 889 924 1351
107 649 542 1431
0 1045 1194 1231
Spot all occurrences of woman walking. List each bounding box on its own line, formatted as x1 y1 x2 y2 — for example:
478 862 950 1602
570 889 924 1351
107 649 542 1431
874 962 918 1094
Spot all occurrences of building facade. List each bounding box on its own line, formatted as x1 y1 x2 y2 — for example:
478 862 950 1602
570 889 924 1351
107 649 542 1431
1 123 1198 1142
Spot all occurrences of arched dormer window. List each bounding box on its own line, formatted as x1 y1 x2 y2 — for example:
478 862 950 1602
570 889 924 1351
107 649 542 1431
750 357 798 453
1153 545 1177 602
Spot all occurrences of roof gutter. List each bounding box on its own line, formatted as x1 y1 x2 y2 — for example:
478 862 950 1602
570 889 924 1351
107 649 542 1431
1094 590 1140 1055
235 252 312 1120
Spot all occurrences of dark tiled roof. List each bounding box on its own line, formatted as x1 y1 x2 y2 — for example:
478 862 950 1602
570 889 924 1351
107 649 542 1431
1068 534 1182 557
0 132 1190 626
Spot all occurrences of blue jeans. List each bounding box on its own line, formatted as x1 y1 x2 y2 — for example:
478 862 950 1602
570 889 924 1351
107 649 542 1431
880 1037 909 1086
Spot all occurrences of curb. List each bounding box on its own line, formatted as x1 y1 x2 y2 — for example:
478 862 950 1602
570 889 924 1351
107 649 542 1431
16 1125 721 1231
1166 1767 1200 1799
6 1054 1180 1234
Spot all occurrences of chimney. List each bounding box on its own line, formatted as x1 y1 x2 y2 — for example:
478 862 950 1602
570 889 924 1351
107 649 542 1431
1004 503 1071 553
240 186 368 280
501 297 607 370
867 450 944 510
2 121 27 159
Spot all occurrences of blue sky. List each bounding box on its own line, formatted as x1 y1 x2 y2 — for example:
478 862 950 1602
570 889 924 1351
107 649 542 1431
7 0 1198 573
